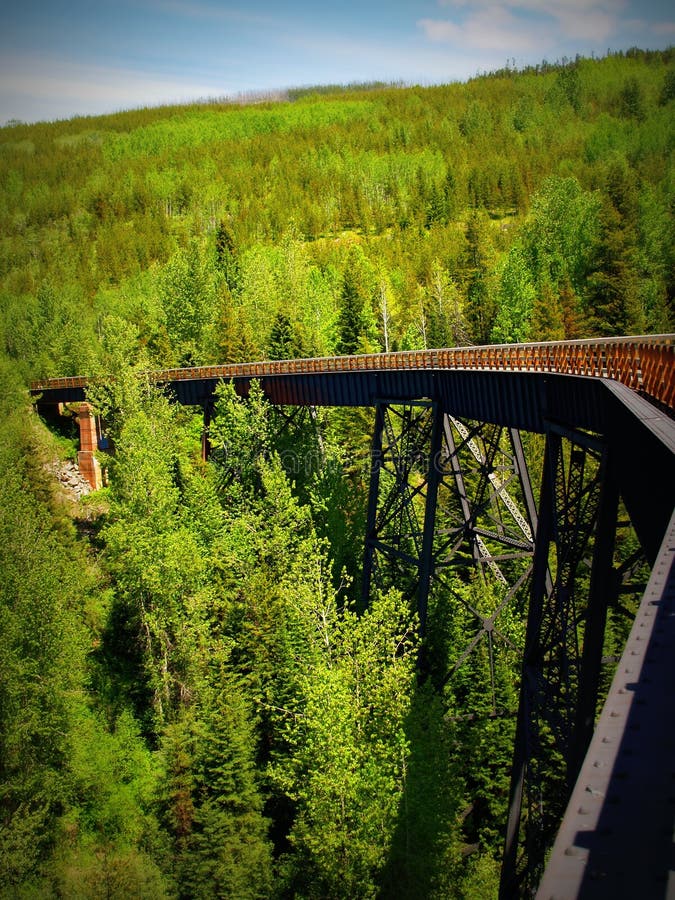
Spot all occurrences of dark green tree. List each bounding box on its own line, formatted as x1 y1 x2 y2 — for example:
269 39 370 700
463 211 496 343
215 220 241 293
267 311 303 359
167 688 273 899
555 65 582 111
619 76 646 121
336 267 365 355
659 68 675 105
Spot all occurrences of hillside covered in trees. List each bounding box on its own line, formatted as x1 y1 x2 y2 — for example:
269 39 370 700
0 49 673 897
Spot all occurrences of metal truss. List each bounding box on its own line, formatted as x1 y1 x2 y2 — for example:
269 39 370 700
500 424 620 897
437 417 536 585
361 400 443 633
432 417 541 715
362 404 634 895
361 402 539 674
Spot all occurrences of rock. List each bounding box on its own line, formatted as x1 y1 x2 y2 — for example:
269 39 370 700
44 458 93 500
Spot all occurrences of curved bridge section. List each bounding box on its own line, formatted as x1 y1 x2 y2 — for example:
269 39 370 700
31 335 675 897
31 334 674 410
31 335 675 563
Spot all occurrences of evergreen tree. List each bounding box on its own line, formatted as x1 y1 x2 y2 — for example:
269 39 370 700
463 211 496 343
215 220 241 293
336 267 365 355
168 687 273 898
619 75 646 121
585 200 645 335
531 281 565 342
659 68 675 106
586 163 645 336
267 311 303 359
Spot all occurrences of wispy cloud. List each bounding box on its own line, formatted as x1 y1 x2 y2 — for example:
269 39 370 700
419 7 544 51
0 54 229 123
626 16 675 37
421 0 628 50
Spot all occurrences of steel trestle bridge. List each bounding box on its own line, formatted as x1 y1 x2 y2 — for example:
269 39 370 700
32 335 675 898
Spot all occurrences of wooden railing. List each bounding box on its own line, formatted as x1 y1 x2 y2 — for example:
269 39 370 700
30 335 675 411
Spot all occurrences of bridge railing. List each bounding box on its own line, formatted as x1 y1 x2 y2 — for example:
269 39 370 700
30 335 675 411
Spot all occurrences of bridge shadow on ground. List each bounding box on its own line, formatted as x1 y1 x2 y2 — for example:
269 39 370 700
377 590 511 899
377 679 471 899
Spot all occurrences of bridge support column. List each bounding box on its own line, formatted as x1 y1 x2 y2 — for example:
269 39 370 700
361 400 439 627
417 404 444 637
362 404 537 663
201 400 213 462
74 403 102 491
569 450 619 782
500 424 612 897
362 403 385 607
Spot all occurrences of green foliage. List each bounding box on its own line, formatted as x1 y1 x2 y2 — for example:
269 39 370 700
491 244 537 343
0 407 89 889
268 311 304 359
209 379 272 494
2 51 673 373
102 100 378 162
159 241 216 364
659 68 675 105
336 266 366 354
162 696 273 898
2 49 673 899
0 362 168 895
272 590 421 898
619 76 646 121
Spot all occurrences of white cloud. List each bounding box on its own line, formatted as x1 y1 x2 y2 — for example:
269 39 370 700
626 16 675 36
545 4 618 40
424 0 627 48
419 7 544 51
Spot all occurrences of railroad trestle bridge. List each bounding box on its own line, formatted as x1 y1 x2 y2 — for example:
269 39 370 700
32 336 675 898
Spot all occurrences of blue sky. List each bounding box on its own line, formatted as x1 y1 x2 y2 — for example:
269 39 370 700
1 0 673 124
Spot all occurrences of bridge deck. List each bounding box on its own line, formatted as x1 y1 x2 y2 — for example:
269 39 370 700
30 334 675 412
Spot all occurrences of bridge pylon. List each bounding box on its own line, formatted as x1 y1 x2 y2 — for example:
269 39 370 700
360 402 636 895
500 424 624 896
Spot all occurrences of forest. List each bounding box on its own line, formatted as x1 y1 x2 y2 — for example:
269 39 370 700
0 48 673 897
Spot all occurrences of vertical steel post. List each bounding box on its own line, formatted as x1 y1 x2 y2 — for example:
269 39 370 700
362 403 385 606
500 429 557 899
509 428 538 537
417 403 444 637
443 415 480 565
201 400 212 462
569 448 619 783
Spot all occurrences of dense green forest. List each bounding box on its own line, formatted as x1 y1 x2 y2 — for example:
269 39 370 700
0 49 673 897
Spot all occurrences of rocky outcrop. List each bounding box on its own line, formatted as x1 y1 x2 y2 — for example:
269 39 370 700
44 458 93 501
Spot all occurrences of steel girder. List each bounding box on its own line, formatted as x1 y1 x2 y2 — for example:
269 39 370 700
361 401 539 693
361 403 631 896
500 425 621 897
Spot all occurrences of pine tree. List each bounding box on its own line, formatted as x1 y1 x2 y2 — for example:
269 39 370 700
531 281 565 342
463 211 495 343
176 684 273 899
336 267 364 355
267 312 303 359
215 220 241 293
585 195 645 336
